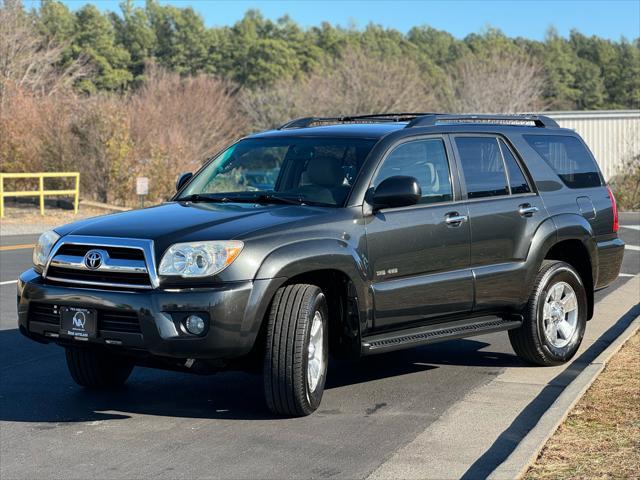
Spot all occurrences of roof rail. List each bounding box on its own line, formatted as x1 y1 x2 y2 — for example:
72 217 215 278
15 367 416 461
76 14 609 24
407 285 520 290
405 114 559 129
277 113 434 130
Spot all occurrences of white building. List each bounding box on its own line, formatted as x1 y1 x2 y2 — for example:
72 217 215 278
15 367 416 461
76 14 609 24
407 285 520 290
547 110 639 181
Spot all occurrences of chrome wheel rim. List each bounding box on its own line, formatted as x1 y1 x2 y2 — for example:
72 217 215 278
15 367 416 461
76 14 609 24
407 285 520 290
543 281 579 348
307 311 325 393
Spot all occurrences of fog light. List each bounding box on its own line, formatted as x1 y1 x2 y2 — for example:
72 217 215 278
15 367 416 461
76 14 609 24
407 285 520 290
184 315 206 335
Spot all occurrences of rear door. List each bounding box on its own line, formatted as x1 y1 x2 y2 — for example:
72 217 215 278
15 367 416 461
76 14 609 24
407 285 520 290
451 134 547 311
365 136 473 330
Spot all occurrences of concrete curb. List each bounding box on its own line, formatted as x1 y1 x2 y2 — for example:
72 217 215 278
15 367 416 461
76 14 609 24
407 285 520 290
489 310 640 480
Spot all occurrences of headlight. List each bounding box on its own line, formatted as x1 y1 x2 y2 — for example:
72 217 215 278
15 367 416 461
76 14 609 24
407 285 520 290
32 230 60 268
158 241 244 278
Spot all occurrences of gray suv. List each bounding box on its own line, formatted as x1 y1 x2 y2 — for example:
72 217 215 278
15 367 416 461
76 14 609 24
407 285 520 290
18 113 624 416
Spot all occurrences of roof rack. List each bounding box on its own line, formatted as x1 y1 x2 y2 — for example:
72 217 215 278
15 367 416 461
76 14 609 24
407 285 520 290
276 113 560 130
405 114 559 128
277 113 433 130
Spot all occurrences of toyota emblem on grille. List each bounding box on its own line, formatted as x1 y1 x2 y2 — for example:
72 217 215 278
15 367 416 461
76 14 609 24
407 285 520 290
84 250 104 270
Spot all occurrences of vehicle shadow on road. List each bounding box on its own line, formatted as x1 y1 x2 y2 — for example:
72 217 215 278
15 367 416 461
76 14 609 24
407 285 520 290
326 338 527 389
403 338 529 368
1 328 523 423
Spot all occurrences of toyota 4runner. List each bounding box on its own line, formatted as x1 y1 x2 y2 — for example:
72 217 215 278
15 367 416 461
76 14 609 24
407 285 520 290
18 113 625 416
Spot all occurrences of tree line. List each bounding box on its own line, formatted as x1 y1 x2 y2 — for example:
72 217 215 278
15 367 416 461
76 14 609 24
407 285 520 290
25 0 640 109
1 0 638 206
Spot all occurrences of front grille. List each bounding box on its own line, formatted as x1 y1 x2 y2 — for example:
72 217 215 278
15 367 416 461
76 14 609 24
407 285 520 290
47 266 151 286
45 242 152 289
28 303 141 334
56 244 145 261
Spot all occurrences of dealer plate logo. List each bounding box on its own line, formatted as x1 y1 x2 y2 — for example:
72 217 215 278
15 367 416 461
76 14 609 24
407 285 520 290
72 311 86 329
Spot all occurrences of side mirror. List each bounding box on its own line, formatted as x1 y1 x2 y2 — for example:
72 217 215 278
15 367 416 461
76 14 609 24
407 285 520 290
371 176 422 210
176 172 193 192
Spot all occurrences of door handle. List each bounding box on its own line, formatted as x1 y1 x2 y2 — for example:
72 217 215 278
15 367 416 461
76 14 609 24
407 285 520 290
518 204 539 217
445 213 468 226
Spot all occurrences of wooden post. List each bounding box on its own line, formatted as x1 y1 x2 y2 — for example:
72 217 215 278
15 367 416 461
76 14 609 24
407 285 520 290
39 175 45 216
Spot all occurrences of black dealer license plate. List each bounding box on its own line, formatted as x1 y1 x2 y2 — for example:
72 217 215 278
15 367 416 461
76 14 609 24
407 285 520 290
60 306 97 339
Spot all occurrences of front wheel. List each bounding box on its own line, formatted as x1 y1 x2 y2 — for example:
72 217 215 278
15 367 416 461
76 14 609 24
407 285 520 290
263 284 329 416
65 346 134 388
509 260 588 366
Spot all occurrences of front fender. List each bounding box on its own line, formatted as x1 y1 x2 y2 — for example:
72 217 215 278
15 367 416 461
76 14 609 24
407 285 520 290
255 239 367 281
243 239 370 338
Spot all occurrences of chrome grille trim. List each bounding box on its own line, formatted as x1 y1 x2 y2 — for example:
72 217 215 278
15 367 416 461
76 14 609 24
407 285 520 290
44 277 154 290
43 235 159 289
49 254 148 273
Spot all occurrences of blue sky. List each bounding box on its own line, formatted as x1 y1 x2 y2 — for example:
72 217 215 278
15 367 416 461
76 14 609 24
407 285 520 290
49 0 640 40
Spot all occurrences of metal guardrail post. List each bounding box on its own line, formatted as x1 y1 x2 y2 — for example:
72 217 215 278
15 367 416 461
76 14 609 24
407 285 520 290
39 175 45 216
73 173 80 214
0 174 4 218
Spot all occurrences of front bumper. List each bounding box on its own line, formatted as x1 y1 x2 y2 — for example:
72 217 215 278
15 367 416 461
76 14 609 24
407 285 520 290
17 269 278 360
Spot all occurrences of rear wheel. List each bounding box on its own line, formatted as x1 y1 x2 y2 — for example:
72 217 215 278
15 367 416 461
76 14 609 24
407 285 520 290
263 284 329 417
65 346 134 388
509 260 587 366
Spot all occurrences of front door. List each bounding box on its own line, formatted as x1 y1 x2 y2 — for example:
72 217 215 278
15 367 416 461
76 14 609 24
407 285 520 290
365 136 473 330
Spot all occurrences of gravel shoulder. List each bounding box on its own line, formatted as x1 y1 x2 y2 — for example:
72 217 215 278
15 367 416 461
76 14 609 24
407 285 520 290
0 203 127 236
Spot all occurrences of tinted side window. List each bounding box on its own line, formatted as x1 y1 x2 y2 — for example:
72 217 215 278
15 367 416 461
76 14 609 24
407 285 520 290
523 135 603 188
455 137 508 199
374 138 453 205
499 139 531 194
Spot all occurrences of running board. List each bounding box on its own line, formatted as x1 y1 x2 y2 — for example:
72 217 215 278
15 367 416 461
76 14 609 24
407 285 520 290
361 316 522 355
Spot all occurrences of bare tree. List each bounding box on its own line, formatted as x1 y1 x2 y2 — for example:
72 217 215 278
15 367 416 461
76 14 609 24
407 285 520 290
442 50 546 113
0 0 88 109
127 66 247 199
242 47 439 130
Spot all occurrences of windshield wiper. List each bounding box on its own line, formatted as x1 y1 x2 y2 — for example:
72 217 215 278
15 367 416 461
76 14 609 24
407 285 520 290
256 193 335 207
254 193 306 205
179 192 328 206
178 193 234 203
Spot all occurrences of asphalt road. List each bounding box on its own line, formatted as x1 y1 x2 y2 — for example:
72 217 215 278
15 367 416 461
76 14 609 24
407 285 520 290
1 214 638 479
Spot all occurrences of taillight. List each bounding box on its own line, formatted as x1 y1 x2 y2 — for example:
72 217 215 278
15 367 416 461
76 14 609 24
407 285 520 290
607 186 619 233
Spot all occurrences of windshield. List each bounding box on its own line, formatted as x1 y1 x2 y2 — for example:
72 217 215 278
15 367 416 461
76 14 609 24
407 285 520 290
178 137 377 207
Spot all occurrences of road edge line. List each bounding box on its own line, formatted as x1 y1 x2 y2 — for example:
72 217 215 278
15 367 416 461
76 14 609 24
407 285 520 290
488 311 640 480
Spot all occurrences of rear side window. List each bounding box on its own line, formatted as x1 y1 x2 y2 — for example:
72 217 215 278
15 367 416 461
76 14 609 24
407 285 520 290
455 137 508 199
374 138 453 204
499 139 531 194
523 135 603 188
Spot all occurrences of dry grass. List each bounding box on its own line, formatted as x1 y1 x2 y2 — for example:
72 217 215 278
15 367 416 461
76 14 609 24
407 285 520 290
525 332 640 479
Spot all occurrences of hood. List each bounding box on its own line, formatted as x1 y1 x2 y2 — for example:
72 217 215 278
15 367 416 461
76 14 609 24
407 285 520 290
56 201 330 253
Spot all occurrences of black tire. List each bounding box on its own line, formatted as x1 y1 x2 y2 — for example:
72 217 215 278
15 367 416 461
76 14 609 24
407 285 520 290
509 260 588 366
65 346 134 389
263 284 329 417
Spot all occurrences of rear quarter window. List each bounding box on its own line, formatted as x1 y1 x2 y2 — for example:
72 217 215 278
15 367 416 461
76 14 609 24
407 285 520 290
523 134 603 188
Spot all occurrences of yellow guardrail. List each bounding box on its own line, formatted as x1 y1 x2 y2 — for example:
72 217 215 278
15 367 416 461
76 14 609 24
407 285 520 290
0 172 80 218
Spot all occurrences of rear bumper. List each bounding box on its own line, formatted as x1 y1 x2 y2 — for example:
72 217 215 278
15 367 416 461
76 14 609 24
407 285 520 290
595 237 625 289
17 268 279 361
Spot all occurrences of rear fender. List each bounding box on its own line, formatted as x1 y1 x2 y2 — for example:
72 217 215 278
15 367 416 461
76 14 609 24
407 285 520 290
550 214 598 286
523 214 596 316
